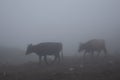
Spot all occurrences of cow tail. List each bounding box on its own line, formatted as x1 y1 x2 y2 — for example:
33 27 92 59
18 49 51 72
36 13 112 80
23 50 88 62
61 48 63 60
60 43 63 60
103 40 107 56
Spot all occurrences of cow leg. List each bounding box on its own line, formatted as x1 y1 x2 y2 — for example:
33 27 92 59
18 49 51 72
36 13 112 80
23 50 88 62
44 55 59 64
97 51 101 57
49 55 56 64
103 48 107 57
38 56 42 64
52 54 60 64
57 54 61 63
83 51 87 59
83 51 89 64
90 51 94 59
44 55 49 64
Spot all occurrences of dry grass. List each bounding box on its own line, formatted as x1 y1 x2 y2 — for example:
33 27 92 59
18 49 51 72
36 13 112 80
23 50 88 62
0 54 120 80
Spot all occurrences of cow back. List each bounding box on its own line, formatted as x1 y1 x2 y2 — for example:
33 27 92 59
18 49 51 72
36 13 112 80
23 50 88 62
84 39 106 51
33 42 62 55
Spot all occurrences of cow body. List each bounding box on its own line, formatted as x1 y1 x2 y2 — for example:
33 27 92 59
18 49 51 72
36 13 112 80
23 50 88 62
26 42 63 64
78 39 107 57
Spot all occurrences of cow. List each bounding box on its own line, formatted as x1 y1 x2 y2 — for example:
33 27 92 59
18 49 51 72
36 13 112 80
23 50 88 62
26 42 63 64
78 39 107 58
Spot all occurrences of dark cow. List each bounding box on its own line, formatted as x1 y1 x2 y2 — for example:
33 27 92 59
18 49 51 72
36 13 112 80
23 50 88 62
26 42 63 64
78 39 107 58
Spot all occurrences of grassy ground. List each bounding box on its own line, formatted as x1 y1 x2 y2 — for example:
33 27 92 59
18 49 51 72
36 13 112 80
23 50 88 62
0 54 120 80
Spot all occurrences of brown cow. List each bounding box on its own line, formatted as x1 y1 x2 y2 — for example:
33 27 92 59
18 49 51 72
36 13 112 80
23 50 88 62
78 39 107 58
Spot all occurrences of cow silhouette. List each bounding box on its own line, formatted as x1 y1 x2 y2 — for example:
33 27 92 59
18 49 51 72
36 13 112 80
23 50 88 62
78 39 107 58
26 42 63 64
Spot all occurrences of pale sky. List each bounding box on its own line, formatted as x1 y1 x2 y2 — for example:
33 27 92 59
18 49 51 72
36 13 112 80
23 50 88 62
0 0 120 53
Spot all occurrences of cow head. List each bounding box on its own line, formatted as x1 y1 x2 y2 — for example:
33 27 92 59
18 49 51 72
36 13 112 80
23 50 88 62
78 43 85 52
26 44 33 55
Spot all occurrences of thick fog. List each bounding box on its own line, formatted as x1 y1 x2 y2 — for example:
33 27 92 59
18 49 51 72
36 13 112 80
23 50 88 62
0 0 120 64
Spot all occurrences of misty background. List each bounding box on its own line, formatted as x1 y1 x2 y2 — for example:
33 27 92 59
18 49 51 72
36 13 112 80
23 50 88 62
0 0 120 64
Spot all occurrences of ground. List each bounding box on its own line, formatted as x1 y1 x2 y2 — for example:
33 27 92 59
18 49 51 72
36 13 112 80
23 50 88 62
0 54 120 80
